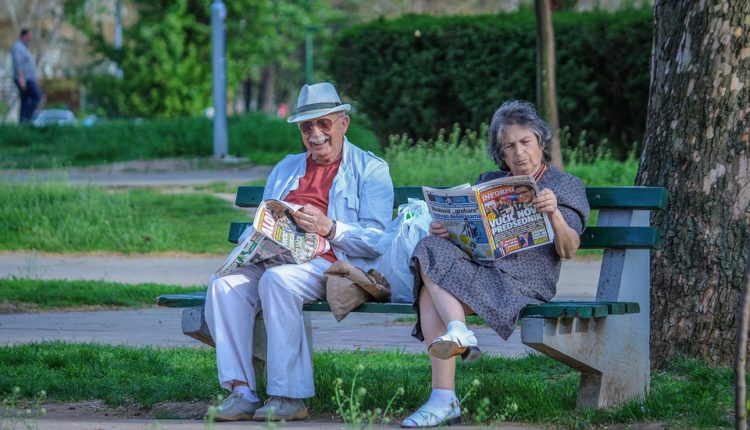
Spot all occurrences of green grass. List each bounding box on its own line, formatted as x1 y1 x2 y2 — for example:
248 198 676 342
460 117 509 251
0 112 381 169
385 125 638 187
0 181 243 254
0 279 201 310
0 343 734 427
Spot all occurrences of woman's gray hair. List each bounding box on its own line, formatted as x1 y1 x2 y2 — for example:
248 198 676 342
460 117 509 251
487 100 552 171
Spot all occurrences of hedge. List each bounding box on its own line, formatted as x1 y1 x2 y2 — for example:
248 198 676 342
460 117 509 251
329 8 653 158
0 113 380 169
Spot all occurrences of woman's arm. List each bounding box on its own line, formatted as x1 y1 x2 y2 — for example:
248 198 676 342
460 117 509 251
533 188 581 259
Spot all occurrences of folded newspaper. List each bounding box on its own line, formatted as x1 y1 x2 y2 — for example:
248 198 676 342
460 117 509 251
216 199 331 275
422 175 554 261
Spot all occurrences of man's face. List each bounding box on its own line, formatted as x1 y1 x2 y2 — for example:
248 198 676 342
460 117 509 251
515 185 534 203
22 32 33 44
298 112 349 165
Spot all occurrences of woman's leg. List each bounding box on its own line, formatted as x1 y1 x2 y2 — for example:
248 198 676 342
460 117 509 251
401 283 462 427
420 267 466 324
418 285 456 390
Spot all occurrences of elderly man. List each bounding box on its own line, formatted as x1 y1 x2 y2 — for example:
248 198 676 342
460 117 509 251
205 82 394 422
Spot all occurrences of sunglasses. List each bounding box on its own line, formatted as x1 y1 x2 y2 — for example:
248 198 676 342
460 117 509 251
299 116 344 134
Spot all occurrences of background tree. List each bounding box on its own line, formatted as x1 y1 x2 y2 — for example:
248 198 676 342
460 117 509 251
636 0 750 366
64 0 337 118
535 0 563 169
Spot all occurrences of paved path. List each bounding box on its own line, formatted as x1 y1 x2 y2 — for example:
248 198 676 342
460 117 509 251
24 418 541 430
1 158 273 187
0 252 599 356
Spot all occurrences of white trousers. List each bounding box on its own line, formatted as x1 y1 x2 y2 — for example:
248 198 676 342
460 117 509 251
205 257 330 399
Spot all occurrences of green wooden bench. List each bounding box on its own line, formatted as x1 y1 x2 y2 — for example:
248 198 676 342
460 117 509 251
157 184 667 410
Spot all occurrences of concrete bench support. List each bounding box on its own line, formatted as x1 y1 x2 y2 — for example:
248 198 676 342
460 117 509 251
521 209 651 409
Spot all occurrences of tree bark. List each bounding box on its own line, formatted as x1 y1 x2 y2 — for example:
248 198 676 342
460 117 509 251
736 253 750 430
636 0 750 367
258 63 277 115
535 0 563 170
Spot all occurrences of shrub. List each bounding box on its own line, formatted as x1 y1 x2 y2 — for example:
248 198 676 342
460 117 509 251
0 112 380 169
330 8 652 158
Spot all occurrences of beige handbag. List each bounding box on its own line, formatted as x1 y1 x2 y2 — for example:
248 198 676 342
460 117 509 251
324 261 391 322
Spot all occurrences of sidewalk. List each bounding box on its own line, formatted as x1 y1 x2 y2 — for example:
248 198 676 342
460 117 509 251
1 158 273 187
0 252 598 355
19 418 541 430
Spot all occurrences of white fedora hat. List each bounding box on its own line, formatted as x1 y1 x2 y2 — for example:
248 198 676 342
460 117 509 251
287 82 351 123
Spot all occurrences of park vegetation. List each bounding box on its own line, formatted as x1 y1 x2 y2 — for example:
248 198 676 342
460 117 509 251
330 8 652 157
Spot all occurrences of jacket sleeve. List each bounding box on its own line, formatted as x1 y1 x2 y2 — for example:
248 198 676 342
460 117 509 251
330 159 394 258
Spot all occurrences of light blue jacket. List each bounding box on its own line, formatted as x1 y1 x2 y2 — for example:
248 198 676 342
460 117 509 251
263 138 394 268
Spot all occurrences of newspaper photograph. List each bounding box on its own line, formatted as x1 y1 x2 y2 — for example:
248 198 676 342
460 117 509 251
216 199 331 275
422 175 554 261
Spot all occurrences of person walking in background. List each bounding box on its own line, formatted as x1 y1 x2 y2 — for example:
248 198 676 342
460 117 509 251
12 28 42 123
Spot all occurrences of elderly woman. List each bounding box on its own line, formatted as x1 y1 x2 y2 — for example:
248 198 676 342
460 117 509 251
401 100 590 428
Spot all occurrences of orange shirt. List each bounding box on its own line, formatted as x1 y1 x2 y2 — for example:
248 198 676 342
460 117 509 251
285 157 342 263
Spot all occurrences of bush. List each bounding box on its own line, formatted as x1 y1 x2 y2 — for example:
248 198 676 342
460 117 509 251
0 112 381 169
329 8 652 158
385 124 637 187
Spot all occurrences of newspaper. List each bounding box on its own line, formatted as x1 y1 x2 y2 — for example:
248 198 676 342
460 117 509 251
422 175 554 261
216 199 331 275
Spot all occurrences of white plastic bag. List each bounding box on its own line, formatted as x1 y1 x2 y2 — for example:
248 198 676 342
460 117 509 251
362 198 432 303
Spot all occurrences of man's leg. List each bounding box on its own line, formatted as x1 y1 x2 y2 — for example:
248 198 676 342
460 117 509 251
252 258 329 421
25 80 42 118
205 263 264 393
14 80 29 123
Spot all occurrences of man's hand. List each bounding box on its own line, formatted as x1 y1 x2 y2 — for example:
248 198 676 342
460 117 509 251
18 75 26 90
429 221 449 239
292 204 333 236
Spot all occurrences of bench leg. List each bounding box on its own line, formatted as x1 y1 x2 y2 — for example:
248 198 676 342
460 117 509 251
521 314 649 409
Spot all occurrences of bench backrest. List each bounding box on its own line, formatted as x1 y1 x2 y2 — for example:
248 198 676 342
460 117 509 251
227 186 668 250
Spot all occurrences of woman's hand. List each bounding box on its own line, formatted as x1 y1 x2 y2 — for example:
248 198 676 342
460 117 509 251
292 204 333 236
429 221 450 238
533 188 580 259
532 188 558 214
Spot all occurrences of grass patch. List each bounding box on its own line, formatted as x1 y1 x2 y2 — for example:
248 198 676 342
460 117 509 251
0 279 201 310
0 113 381 169
0 343 734 427
0 181 243 254
385 125 638 187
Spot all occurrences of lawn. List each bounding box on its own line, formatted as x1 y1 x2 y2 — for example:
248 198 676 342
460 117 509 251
0 343 733 428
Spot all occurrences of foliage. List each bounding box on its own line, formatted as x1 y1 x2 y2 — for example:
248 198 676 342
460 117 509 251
0 344 735 427
329 8 653 158
385 124 638 186
0 279 200 310
63 0 341 118
0 112 381 168
0 181 241 254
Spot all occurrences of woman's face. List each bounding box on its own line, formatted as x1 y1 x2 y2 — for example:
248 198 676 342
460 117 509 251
499 124 544 176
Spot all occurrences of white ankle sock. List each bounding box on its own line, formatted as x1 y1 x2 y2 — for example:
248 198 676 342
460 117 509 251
428 388 458 408
232 385 259 402
447 320 469 333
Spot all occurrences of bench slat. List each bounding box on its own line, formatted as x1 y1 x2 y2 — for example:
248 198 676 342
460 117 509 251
228 222 660 249
236 186 668 211
585 187 668 210
156 292 639 320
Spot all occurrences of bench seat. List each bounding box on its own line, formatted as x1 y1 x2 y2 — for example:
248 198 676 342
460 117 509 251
157 292 639 319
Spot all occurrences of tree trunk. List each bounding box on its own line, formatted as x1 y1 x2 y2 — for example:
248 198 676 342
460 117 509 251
736 253 750 430
535 0 563 170
636 0 750 367
258 63 277 115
